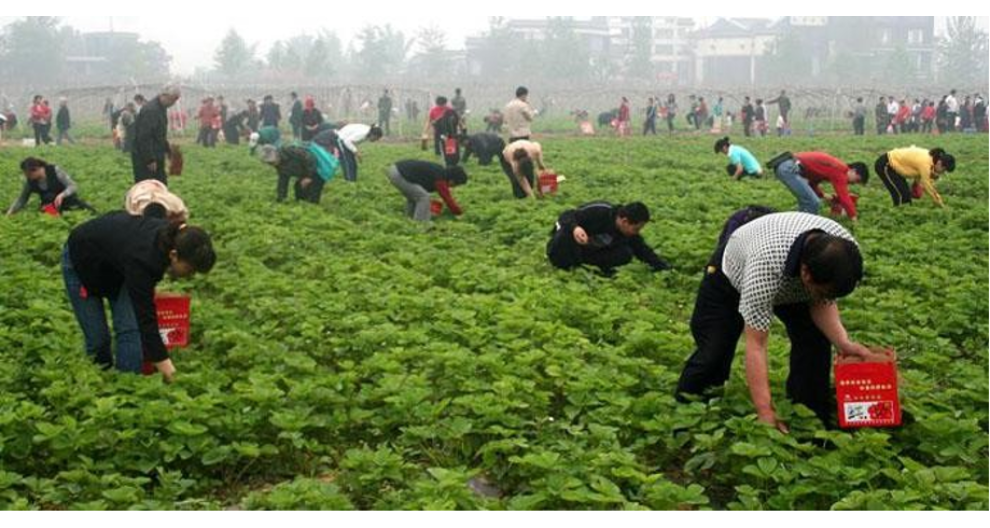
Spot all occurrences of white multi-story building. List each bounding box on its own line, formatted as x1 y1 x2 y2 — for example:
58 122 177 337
596 17 695 82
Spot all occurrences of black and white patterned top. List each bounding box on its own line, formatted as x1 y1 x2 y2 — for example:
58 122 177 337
722 212 857 332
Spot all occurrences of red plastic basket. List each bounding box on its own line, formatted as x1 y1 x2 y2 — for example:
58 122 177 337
42 203 60 217
539 173 559 195
444 137 458 156
835 360 902 429
430 199 444 217
155 294 191 349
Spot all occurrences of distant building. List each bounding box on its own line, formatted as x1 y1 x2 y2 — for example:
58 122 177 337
691 18 780 86
691 17 936 86
465 17 696 83
600 17 695 83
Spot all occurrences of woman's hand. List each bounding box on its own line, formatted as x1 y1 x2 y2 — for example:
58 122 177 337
156 359 176 384
573 227 589 245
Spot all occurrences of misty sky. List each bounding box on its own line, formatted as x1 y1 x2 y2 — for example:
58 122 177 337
2 16 987 75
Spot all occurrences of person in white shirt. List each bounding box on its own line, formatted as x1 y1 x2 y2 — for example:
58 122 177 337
335 123 383 182
945 90 959 132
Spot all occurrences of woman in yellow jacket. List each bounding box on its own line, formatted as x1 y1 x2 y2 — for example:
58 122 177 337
875 147 955 207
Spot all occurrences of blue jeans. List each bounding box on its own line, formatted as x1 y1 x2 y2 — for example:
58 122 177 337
61 246 143 373
775 159 821 215
338 143 359 182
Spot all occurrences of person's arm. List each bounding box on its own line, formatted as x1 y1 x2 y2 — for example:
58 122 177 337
534 147 547 172
629 235 671 271
523 105 534 122
516 168 536 199
124 267 173 382
736 264 788 430
809 180 826 199
743 326 785 431
503 153 534 197
54 167 78 198
568 205 614 242
341 133 358 154
809 302 889 362
733 164 745 180
6 181 32 216
435 180 462 215
830 177 858 220
919 170 945 207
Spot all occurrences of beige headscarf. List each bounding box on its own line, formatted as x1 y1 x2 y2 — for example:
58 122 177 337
124 180 188 223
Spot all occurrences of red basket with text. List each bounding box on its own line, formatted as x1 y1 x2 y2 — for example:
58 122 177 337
835 359 902 429
538 173 559 195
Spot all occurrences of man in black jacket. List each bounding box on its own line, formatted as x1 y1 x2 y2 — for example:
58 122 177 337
547 202 671 276
132 85 181 184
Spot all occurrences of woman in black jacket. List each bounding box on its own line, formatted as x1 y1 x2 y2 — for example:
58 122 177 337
6 157 96 216
62 205 216 381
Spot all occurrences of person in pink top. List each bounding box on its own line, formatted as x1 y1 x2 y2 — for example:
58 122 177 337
616 97 631 137
30 95 53 146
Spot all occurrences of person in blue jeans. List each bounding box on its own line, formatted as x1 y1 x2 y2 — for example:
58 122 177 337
62 204 215 382
776 159 819 214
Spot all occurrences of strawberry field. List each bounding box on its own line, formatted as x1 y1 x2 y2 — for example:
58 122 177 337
0 132 987 510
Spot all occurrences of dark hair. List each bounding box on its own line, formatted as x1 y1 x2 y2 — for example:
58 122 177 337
134 94 146 103
445 165 468 186
512 148 529 161
518 159 535 180
801 234 863 299
455 88 462 94
714 136 731 154
617 202 650 224
160 224 216 273
290 91 298 98
20 157 48 172
436 96 448 106
726 163 737 176
368 124 384 140
930 148 956 172
848 162 869 185
516 86 529 98
263 95 273 101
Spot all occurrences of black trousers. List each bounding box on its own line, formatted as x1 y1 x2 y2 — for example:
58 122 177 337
853 117 865 136
675 252 833 422
643 119 657 135
875 154 913 207
499 153 534 199
294 177 325 204
546 226 634 271
131 153 167 185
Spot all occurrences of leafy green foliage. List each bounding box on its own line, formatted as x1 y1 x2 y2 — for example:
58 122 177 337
0 131 986 510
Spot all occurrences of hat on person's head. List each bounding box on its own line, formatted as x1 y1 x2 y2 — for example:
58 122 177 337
249 132 261 149
258 145 279 164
